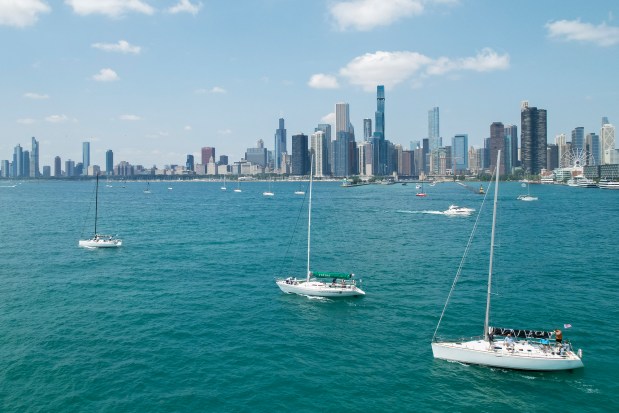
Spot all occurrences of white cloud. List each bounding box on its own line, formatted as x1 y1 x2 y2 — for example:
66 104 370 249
308 73 340 89
546 19 619 47
23 92 50 99
321 112 336 125
45 114 69 123
217 129 232 135
92 40 141 54
168 0 202 15
339 49 509 91
0 0 50 27
195 86 227 94
93 68 119 82
329 0 424 31
119 114 141 121
17 118 37 124
184 125 192 131
65 0 154 17
210 86 226 94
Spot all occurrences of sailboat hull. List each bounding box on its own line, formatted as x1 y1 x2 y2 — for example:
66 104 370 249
79 237 122 248
276 280 365 297
431 340 583 371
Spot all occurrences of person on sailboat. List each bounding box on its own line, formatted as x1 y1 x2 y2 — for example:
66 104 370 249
555 329 563 344
504 333 515 350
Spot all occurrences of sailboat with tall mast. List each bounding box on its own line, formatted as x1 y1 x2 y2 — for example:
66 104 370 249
431 151 583 370
275 156 365 298
517 181 538 201
79 174 122 248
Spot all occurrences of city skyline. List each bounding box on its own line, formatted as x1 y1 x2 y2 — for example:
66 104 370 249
1 1 619 167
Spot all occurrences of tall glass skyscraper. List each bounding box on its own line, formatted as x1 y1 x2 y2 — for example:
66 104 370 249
452 134 468 174
13 144 23 177
428 107 440 174
54 156 61 177
375 85 385 140
106 150 114 175
571 127 584 153
274 118 287 171
291 133 309 175
363 119 372 141
504 124 518 172
30 137 40 177
82 142 90 173
186 155 194 171
520 101 547 174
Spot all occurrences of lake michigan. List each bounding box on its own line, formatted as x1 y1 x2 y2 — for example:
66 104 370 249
0 180 617 412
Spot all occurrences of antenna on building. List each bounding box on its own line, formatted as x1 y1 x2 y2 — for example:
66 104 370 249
521 100 529 111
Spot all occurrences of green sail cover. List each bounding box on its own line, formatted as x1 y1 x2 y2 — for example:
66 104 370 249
311 271 352 280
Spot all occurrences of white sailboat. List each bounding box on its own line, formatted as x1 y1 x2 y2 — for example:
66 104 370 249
275 156 365 298
79 174 122 248
143 182 151 194
517 182 538 201
234 179 242 193
431 150 583 371
221 175 227 191
263 178 274 197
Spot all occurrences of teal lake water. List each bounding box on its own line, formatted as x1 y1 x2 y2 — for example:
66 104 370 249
0 180 617 412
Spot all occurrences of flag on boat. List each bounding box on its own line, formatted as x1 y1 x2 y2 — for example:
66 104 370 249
564 323 572 329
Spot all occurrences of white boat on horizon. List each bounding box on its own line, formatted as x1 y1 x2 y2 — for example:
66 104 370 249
275 156 365 298
599 180 619 190
263 178 274 197
517 182 538 201
431 150 583 371
79 174 122 249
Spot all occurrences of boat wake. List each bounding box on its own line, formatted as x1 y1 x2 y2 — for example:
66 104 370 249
396 210 444 215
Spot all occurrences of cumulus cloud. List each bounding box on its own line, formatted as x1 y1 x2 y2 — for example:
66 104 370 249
308 73 340 89
23 92 50 99
329 0 424 31
119 114 141 121
93 68 119 82
168 0 202 15
184 125 192 131
45 114 69 123
65 0 154 17
17 118 37 124
92 40 141 54
321 112 336 125
0 0 50 27
337 49 509 91
194 86 227 94
546 19 619 47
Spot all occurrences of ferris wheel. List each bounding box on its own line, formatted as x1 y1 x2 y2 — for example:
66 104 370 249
561 148 595 168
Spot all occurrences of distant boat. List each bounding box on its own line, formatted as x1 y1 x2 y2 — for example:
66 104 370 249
275 156 365 298
294 182 305 195
478 184 485 194
79 174 122 249
443 205 475 216
517 182 538 201
234 180 242 193
221 175 227 191
168 186 173 190
143 182 151 194
416 181 427 197
263 178 274 197
431 150 583 371
599 180 619 190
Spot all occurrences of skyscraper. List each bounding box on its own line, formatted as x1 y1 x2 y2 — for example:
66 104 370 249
201 147 215 165
452 134 468 174
601 123 615 164
82 141 90 173
54 156 61 177
106 150 114 175
274 118 287 171
585 133 600 165
186 155 195 171
571 127 584 153
373 85 388 175
504 124 518 172
30 137 40 177
335 102 354 176
428 107 440 174
489 122 505 175
13 144 23 177
315 123 332 175
291 133 309 175
520 101 547 174
363 118 372 141
375 85 385 140
311 131 328 177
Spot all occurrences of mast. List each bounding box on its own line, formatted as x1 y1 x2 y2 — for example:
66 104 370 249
94 173 99 236
306 155 314 282
484 150 500 341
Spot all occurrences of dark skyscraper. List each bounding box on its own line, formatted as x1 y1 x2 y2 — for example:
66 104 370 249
186 155 194 171
363 118 372 141
489 122 506 175
274 118 287 171
106 150 114 175
30 137 40 177
520 101 547 174
375 85 385 140
201 147 215 165
291 133 309 175
374 85 387 175
54 156 61 177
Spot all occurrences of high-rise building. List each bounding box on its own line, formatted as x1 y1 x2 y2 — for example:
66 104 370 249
363 118 372 141
274 118 287 171
82 142 90 173
547 144 559 170
201 147 215 165
13 144 23 177
601 123 615 164
335 102 355 176
291 133 309 175
375 85 385 139
65 159 75 177
585 133 600 165
22 150 30 177
311 131 328 177
373 85 388 175
54 156 61 177
219 155 228 165
186 155 194 171
245 142 268 167
489 122 506 175
452 134 468 174
520 101 547 174
428 107 440 174
106 150 114 175
30 137 40 177
315 124 332 174
504 124 518 172
571 127 584 153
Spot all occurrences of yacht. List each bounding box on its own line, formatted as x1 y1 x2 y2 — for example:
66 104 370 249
444 205 475 216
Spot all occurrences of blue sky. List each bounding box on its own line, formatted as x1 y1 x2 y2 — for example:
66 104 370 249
1 0 618 168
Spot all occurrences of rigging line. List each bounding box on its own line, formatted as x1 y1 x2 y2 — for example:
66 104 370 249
276 189 308 277
432 173 496 342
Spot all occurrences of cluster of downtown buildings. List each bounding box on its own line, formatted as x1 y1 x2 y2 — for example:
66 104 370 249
2 86 618 180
